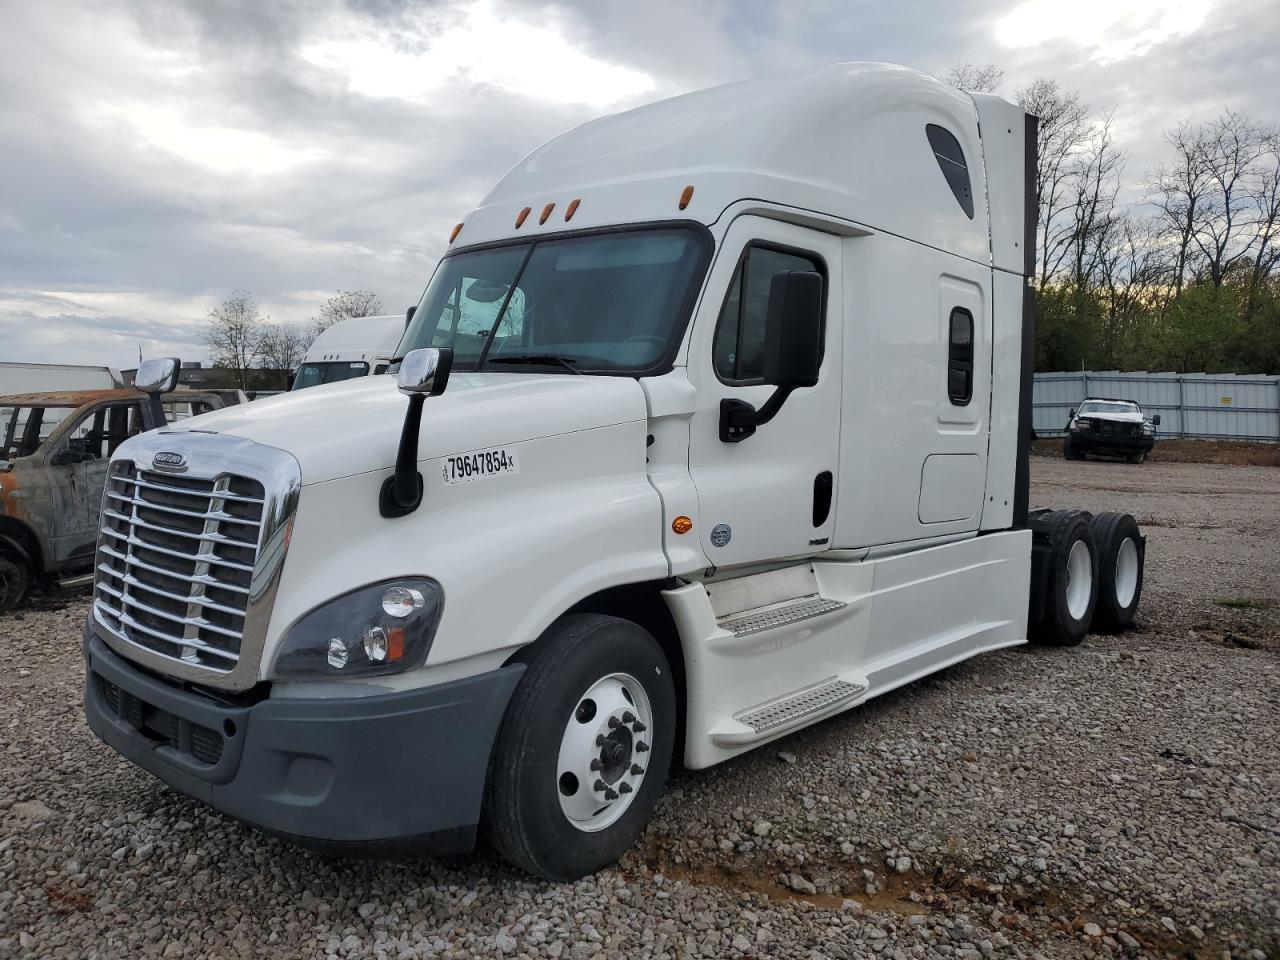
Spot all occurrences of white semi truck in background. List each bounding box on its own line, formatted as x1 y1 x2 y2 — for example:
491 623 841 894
291 314 405 390
83 63 1147 880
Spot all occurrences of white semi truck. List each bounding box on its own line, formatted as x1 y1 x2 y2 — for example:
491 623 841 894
83 63 1146 880
291 314 404 390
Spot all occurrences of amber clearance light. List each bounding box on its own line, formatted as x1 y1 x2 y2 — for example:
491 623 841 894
672 516 693 535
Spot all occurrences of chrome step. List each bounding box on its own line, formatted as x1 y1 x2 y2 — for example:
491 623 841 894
56 572 95 589
734 677 866 734
717 595 846 638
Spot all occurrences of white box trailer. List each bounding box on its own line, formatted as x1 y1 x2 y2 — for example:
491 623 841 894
83 63 1146 880
0 362 121 395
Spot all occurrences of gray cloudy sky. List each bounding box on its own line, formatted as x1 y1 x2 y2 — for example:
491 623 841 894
1 0 1276 370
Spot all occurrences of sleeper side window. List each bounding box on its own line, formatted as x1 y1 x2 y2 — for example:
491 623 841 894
713 245 824 385
947 307 974 406
926 124 975 220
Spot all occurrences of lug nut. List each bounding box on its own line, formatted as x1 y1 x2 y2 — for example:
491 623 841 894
608 716 621 729
593 779 607 793
604 787 619 800
590 758 602 771
595 734 606 747
622 711 635 723
618 782 633 794
630 763 645 776
635 741 649 753
632 720 647 733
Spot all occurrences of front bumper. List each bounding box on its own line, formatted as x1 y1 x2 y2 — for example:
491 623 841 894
83 625 523 856
1068 428 1154 454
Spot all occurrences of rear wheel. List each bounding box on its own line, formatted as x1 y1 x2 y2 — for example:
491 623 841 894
0 552 31 612
484 613 675 880
1127 449 1146 464
1029 510 1098 647
1090 512 1144 632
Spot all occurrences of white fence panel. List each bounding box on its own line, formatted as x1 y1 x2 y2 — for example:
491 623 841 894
1033 371 1280 441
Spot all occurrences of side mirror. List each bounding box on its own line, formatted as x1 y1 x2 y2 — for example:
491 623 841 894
381 348 454 518
1152 414 1161 426
1069 408 1076 419
720 271 824 442
397 347 452 397
405 305 416 328
762 271 823 388
136 357 180 394
136 357 181 428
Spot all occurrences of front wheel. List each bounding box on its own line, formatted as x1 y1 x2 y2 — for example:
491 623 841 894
1127 449 1147 464
484 614 676 880
1064 437 1084 461
0 552 31 612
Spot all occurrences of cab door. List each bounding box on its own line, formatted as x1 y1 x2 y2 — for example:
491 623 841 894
685 216 844 568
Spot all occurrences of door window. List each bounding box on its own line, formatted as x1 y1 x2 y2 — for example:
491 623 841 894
712 245 825 384
59 404 145 462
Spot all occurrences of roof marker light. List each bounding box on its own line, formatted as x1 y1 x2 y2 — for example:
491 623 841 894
449 222 463 243
539 202 555 225
515 207 531 228
679 185 694 210
565 198 580 221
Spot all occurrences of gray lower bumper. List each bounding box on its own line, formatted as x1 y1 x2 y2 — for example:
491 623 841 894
83 626 523 856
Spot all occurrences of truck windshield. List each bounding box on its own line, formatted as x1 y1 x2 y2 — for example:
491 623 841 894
0 404 75 460
292 361 371 391
1078 401 1139 416
398 226 711 374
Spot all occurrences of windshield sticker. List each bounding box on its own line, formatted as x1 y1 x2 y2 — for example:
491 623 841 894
441 447 520 486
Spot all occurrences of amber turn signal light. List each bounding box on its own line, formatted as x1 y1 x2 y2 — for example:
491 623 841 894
672 516 693 535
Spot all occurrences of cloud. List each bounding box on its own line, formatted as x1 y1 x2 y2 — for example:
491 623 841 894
0 0 1276 371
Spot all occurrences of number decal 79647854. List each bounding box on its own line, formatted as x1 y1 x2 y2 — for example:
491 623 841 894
440 446 521 486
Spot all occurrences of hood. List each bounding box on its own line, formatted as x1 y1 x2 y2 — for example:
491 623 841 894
162 373 649 485
1079 410 1145 424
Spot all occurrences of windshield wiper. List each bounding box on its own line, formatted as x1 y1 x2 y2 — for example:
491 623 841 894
485 354 583 374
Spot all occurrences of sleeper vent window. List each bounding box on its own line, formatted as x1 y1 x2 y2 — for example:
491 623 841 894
947 307 974 406
926 124 975 220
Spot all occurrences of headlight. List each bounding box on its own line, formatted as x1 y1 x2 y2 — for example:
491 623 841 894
270 578 443 679
1071 418 1086 429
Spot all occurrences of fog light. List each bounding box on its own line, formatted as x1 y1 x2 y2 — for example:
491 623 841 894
363 626 389 662
326 638 348 669
382 585 425 618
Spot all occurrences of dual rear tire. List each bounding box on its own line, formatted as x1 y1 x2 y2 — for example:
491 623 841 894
1029 510 1143 645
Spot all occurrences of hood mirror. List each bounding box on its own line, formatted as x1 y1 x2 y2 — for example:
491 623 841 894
135 357 181 429
381 348 453 518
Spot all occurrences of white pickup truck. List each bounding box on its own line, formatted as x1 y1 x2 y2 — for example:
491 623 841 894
83 63 1147 880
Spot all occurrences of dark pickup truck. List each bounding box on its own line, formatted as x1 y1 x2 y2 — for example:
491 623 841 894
1064 398 1160 464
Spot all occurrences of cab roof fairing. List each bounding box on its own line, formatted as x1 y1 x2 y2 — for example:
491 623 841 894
449 62 997 266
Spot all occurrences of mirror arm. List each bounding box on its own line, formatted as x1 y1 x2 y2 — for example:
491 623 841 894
145 393 166 430
379 395 425 518
719 387 795 443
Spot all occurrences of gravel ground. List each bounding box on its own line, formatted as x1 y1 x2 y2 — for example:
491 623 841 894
2 458 1277 959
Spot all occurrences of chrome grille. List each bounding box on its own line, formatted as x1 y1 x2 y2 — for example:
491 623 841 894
94 461 265 671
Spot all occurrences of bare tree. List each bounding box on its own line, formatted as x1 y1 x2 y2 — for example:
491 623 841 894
1148 121 1213 295
1016 79 1092 287
312 290 384 333
1246 131 1280 314
944 63 1003 93
1068 113 1125 289
205 291 265 391
258 323 312 389
1194 110 1269 288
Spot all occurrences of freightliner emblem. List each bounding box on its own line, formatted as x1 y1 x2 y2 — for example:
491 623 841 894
152 451 187 471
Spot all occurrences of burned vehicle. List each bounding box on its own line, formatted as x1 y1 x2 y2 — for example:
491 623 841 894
0 359 226 610
1063 398 1160 463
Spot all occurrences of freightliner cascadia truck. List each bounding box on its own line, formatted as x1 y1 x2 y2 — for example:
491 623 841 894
83 63 1147 880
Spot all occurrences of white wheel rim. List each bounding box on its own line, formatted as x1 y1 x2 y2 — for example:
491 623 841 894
1114 537 1139 608
1066 539 1092 621
556 672 653 833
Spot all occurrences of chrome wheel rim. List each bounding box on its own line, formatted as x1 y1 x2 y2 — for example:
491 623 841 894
1066 539 1092 621
1115 537 1139 608
556 672 653 832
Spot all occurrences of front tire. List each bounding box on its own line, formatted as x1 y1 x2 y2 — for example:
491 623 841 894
1090 513 1144 632
1127 449 1146 464
483 614 676 880
1064 437 1084 461
1029 511 1098 647
0 552 31 612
